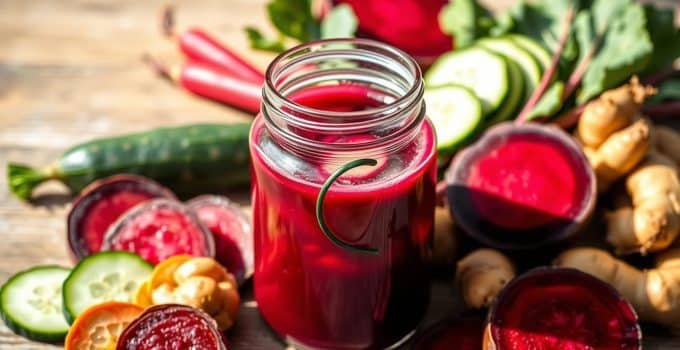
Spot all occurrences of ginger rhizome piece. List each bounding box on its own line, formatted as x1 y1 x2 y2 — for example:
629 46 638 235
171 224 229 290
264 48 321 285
555 247 680 334
136 255 240 331
606 156 680 253
575 77 680 253
576 77 656 192
455 249 515 308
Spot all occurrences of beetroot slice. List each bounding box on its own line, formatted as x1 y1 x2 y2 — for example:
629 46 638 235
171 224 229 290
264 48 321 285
413 317 484 350
186 195 253 286
102 199 215 265
117 304 227 350
67 174 176 261
486 267 641 350
445 122 596 249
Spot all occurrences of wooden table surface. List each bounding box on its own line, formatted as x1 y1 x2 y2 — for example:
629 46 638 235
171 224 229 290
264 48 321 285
1 0 679 349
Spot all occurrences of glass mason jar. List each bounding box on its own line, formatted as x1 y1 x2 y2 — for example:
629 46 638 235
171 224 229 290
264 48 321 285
250 39 436 349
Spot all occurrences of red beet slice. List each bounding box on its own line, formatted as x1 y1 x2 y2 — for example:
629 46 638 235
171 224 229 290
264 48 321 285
486 267 641 350
445 122 596 249
413 317 484 350
102 199 215 265
67 174 176 261
117 304 227 350
186 195 253 286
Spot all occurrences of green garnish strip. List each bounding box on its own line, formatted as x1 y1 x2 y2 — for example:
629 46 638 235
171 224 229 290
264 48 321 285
315 158 379 255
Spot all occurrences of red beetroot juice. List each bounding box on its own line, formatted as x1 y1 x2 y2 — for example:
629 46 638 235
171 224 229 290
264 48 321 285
251 40 436 349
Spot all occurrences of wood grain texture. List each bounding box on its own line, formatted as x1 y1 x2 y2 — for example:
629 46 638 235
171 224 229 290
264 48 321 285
0 0 678 349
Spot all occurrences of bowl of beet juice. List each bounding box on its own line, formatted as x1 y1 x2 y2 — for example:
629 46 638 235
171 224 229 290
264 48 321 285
250 39 436 349
445 122 596 250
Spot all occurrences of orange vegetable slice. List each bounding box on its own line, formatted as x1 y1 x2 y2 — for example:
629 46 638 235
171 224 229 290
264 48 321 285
64 301 143 350
149 254 192 290
133 280 153 308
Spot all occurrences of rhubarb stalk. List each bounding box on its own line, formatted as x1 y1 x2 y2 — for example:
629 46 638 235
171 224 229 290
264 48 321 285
143 54 262 114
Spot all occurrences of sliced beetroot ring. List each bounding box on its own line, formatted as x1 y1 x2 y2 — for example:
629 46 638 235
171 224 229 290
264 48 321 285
486 267 641 350
445 122 596 249
67 174 176 261
102 199 215 265
187 195 253 286
117 304 227 350
412 317 484 350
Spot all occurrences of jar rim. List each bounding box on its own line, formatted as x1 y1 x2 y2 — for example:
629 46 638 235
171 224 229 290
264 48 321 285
260 38 425 160
264 38 423 121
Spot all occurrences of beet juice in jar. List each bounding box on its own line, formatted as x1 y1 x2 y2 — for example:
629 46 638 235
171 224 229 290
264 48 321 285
250 39 436 349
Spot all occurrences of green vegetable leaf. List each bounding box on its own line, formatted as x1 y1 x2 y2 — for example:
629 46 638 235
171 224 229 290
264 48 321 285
267 0 319 42
577 4 653 103
504 0 580 67
245 27 287 53
439 0 496 49
321 4 358 39
647 79 680 104
527 81 565 120
641 5 680 76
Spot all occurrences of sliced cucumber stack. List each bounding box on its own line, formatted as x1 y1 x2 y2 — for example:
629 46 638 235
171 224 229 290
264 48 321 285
476 37 541 101
425 47 509 116
62 251 152 324
425 85 483 157
508 34 552 73
485 59 525 125
0 266 71 342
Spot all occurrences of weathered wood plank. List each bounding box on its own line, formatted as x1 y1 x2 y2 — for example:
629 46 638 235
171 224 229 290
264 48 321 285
1 0 679 348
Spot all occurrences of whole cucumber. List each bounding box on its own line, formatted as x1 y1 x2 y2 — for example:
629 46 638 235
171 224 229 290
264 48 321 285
8 123 251 199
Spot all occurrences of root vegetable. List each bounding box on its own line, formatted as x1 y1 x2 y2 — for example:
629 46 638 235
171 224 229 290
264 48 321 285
187 195 254 286
576 77 656 148
455 249 515 309
485 267 641 349
555 247 680 334
67 175 176 261
605 157 680 253
586 118 651 192
427 205 457 266
654 126 680 165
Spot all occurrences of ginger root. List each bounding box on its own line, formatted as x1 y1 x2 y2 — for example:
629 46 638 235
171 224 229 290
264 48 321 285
428 205 458 265
139 256 240 331
574 78 680 253
655 126 680 166
606 157 680 253
555 247 680 334
584 118 651 192
577 76 656 148
455 249 515 308
575 77 656 192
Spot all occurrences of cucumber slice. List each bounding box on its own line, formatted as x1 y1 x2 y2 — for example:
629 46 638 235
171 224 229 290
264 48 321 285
425 85 483 157
425 47 509 116
477 37 541 101
0 266 71 342
62 251 152 324
508 34 552 73
486 58 525 125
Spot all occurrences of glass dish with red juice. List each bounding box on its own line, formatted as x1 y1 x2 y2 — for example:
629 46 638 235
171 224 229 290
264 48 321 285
250 39 437 349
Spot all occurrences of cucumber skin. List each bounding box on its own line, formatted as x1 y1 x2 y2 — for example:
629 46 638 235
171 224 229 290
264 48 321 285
0 266 71 343
62 251 153 324
57 123 251 195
